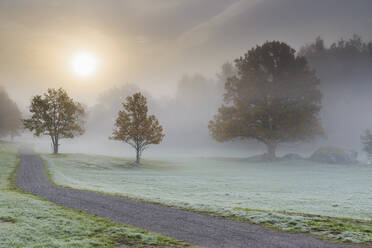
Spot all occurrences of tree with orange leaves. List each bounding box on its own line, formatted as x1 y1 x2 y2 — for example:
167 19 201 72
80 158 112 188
110 92 164 164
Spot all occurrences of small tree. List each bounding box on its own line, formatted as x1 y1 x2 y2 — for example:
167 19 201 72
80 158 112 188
209 41 324 160
361 129 372 162
24 88 85 154
110 92 164 164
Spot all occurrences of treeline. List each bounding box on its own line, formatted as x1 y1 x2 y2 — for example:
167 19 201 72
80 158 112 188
0 87 22 140
300 34 372 87
301 35 372 147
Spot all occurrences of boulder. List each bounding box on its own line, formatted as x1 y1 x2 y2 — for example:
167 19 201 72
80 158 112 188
246 153 278 162
281 153 303 161
246 153 270 162
309 147 358 164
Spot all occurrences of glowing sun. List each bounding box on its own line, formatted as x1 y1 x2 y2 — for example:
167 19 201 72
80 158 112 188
71 52 98 77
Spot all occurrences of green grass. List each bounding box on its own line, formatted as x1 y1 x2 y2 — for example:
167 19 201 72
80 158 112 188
0 141 189 248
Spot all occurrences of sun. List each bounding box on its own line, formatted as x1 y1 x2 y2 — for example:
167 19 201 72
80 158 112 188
71 52 98 77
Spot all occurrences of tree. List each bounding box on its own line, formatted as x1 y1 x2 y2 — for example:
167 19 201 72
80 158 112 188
87 84 151 139
209 41 324 160
361 129 372 162
24 88 85 154
0 86 22 139
110 92 164 164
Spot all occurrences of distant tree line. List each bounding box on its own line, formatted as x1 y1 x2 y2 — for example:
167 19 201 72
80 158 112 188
0 86 22 140
299 34 372 88
300 35 372 149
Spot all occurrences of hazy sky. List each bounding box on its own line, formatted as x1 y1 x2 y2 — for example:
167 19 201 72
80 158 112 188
0 0 371 107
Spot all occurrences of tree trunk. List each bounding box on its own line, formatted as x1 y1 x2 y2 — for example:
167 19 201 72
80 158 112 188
53 143 59 154
267 143 277 161
52 136 59 154
136 149 140 164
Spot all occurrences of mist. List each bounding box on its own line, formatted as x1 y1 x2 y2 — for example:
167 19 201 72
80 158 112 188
0 0 371 159
3 2 372 247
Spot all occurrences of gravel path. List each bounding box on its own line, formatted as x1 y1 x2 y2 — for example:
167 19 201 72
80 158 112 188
16 147 357 248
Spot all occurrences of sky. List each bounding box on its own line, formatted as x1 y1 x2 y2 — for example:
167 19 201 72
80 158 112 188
0 0 372 107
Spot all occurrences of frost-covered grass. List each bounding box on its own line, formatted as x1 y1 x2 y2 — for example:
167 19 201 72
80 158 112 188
43 153 372 244
0 141 187 248
232 208 372 243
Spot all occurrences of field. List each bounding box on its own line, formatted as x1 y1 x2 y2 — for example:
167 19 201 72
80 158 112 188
43 153 372 244
0 142 187 248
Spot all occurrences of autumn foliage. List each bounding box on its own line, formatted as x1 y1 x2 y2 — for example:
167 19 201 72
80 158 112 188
110 92 164 164
23 88 85 154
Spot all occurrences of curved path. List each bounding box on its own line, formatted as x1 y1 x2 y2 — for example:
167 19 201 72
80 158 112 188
16 147 357 248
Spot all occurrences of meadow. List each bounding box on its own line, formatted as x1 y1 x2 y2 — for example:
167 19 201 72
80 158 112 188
0 142 186 248
43 153 372 243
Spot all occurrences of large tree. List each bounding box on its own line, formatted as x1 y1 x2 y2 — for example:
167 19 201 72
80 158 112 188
0 86 22 139
209 41 324 159
110 92 164 164
24 88 85 154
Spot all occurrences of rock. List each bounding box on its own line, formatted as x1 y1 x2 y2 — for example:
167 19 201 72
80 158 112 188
309 147 358 164
281 153 303 160
128 162 141 167
246 154 268 162
246 153 276 162
247 153 304 163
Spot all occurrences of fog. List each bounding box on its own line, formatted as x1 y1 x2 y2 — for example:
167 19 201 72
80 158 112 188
1 0 372 158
